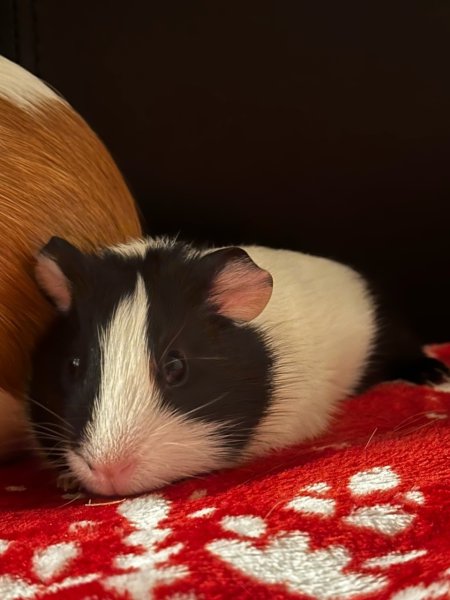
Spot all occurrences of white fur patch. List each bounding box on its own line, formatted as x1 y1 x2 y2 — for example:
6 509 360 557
72 276 228 495
0 56 60 109
107 236 185 259
108 238 153 258
242 246 377 458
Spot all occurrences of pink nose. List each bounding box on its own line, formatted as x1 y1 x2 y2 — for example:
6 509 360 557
89 460 136 495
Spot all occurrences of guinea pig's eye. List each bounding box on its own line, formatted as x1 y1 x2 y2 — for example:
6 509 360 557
67 357 81 380
162 351 188 386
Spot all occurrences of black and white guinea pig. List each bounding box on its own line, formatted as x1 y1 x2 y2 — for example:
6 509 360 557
29 236 448 496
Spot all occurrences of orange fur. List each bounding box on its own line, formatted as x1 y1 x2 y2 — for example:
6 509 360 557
0 65 141 457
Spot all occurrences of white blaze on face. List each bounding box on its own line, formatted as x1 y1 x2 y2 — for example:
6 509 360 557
88 275 152 455
69 275 228 495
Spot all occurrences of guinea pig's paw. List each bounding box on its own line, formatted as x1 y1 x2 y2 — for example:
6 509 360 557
56 472 80 493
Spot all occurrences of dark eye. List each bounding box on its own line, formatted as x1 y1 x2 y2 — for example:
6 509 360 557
162 351 188 386
66 357 81 380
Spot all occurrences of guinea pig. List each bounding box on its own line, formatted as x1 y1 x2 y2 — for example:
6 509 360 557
29 236 449 496
0 56 141 459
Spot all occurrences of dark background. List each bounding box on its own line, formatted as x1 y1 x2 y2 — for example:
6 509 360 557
1 1 450 342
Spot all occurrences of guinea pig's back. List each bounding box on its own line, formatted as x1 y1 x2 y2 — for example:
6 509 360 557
243 245 377 455
0 56 141 456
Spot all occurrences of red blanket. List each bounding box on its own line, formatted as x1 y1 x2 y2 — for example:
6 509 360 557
1 346 449 600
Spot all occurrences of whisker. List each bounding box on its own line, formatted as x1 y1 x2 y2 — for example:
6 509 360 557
60 494 84 508
33 420 73 435
395 420 436 437
29 438 67 447
364 427 378 449
32 425 69 440
26 440 68 452
148 392 231 441
32 422 68 433
25 449 67 457
36 457 67 466
31 431 69 443
47 460 69 469
27 397 73 432
30 443 67 452
180 392 231 421
392 411 437 432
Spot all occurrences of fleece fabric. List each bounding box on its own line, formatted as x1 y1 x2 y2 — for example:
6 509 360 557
0 346 449 599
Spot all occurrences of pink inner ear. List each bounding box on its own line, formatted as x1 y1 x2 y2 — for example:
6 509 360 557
210 260 273 322
35 255 72 312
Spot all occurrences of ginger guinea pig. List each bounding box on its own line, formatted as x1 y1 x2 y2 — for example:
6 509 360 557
29 236 448 496
0 56 141 458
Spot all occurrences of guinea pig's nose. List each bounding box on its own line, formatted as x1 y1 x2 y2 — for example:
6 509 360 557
67 449 137 495
88 459 137 495
91 460 134 479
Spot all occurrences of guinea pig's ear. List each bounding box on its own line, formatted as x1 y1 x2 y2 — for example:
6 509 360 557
35 237 86 313
203 248 273 322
